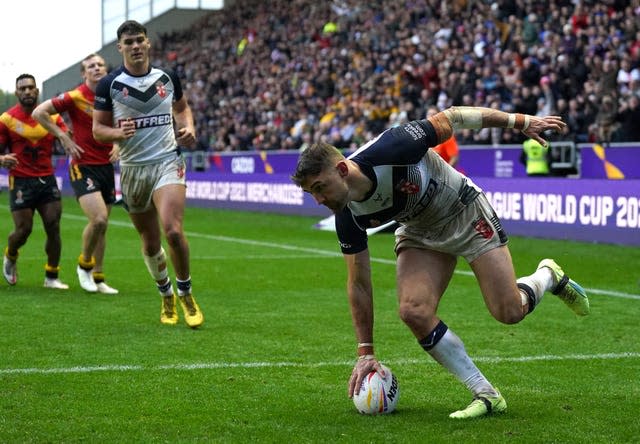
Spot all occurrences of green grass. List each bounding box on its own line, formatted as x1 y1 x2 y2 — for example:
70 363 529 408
1 197 639 443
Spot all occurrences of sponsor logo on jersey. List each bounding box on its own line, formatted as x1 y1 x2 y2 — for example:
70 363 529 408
117 114 172 129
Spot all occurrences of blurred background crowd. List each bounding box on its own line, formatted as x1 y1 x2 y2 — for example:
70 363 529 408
150 0 640 152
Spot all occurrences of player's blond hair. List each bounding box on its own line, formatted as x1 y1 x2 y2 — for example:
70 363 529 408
80 53 105 73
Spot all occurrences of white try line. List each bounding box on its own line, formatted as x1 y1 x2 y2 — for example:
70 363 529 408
2 352 639 376
63 213 640 300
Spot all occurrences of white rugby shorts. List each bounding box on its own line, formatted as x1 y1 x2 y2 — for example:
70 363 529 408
120 155 186 213
394 192 508 263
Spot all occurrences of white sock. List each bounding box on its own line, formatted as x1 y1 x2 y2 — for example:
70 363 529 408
517 267 554 308
427 329 497 397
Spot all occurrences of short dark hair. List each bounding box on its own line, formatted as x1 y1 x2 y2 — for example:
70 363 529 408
117 20 147 40
291 142 344 186
15 73 35 85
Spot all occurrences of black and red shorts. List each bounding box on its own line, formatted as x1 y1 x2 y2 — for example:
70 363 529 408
8 175 61 211
69 163 116 204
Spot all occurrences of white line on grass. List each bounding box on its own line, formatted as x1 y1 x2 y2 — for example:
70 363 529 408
181 230 640 300
2 352 639 376
63 213 640 299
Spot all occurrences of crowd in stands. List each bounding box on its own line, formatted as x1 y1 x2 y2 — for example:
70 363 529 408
151 0 640 152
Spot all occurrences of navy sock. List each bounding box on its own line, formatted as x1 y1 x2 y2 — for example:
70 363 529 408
418 320 448 351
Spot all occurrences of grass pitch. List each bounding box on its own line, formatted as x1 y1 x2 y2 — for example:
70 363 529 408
1 197 639 443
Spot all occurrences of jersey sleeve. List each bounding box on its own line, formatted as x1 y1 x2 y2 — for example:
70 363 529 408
165 68 183 102
354 120 438 166
50 92 73 113
335 207 368 254
94 76 113 111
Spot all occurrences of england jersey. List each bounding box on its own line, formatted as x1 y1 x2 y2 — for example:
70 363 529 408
336 120 481 254
95 66 183 166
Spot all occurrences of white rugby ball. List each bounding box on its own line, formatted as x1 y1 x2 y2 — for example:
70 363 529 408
352 364 400 415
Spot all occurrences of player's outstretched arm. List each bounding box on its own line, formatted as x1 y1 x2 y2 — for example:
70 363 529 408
429 106 566 146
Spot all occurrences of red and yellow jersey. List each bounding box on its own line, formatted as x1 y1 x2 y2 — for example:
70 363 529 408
51 83 112 165
0 104 67 177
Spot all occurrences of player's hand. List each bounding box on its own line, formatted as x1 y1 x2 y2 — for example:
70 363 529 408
61 136 85 160
522 115 566 146
109 143 120 163
120 118 136 140
176 127 196 148
0 153 18 169
348 355 386 398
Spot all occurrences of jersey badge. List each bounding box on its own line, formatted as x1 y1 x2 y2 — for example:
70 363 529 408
396 179 420 194
472 216 494 239
15 190 24 205
156 81 167 98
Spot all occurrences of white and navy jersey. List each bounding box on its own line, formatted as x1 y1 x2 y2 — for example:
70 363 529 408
336 119 481 254
95 66 183 166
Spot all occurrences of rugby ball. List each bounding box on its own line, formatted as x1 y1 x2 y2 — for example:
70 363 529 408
352 364 400 414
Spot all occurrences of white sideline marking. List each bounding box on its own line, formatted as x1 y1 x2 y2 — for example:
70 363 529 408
2 352 639 376
63 213 640 299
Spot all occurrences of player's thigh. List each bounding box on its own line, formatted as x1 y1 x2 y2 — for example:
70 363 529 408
470 245 520 315
396 247 456 311
78 192 109 220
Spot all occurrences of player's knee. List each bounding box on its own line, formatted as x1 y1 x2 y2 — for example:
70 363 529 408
398 300 431 330
490 302 524 325
44 225 61 239
163 226 185 248
90 216 108 234
15 225 33 240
